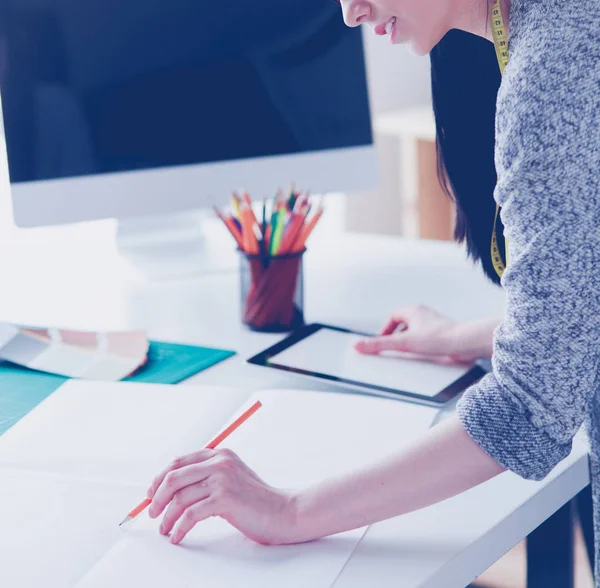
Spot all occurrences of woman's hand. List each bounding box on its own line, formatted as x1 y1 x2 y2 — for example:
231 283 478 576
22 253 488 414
146 448 297 546
355 305 498 365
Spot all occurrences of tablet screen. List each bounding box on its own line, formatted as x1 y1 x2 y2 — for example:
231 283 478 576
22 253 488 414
267 327 473 398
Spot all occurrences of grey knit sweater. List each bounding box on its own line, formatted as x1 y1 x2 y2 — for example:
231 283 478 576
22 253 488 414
455 0 600 579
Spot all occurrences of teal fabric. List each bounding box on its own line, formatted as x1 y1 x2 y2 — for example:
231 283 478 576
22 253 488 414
0 341 235 436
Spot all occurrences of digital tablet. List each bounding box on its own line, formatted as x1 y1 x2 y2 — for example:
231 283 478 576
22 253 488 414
247 324 486 406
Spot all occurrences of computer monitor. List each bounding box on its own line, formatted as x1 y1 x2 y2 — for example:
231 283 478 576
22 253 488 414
0 0 376 272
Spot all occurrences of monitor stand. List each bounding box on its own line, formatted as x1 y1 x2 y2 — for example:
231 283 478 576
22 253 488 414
116 210 239 279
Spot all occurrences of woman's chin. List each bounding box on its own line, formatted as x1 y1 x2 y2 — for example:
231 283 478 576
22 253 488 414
404 39 429 57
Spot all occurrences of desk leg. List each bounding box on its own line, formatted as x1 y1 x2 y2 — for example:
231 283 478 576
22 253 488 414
576 484 595 573
526 500 575 588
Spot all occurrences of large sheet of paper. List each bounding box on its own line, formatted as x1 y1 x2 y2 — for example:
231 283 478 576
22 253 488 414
0 468 144 588
0 380 247 483
76 389 439 588
269 328 471 397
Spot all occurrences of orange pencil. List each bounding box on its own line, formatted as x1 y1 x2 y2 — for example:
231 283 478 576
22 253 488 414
239 202 252 253
214 207 243 249
279 205 310 254
119 400 263 526
205 400 262 449
294 207 323 252
242 191 260 226
240 203 259 255
226 217 244 249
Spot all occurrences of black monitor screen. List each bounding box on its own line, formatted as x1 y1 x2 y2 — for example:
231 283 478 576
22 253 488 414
0 0 372 184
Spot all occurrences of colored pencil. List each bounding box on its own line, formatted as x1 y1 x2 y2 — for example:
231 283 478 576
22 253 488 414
205 400 262 449
231 193 241 219
294 206 324 252
258 199 268 267
119 400 263 526
242 191 259 226
270 204 279 248
279 206 308 255
288 187 297 212
214 188 323 257
240 202 259 255
270 208 286 256
213 207 243 249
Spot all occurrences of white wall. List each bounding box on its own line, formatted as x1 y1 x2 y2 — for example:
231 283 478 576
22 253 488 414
346 31 431 236
363 30 432 115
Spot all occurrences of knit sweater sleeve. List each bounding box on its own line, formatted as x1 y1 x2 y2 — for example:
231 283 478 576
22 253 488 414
456 5 600 481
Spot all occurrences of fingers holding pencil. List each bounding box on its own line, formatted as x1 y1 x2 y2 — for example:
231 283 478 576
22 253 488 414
141 395 304 547
148 453 220 522
150 445 296 546
129 397 305 547
146 449 217 500
147 447 263 526
120 400 262 527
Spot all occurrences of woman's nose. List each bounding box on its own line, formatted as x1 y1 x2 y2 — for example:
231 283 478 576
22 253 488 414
341 1 372 28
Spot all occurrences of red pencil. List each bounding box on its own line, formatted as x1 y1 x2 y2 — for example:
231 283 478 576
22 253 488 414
214 206 243 249
294 206 323 252
279 205 309 255
119 400 263 526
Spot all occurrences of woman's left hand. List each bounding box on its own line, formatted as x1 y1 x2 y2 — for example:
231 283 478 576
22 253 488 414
146 448 298 546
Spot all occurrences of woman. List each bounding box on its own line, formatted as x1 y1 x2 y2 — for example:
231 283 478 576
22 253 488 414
146 0 600 579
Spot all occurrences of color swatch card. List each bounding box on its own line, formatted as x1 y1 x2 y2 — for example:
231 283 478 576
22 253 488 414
0 324 149 380
0 341 236 437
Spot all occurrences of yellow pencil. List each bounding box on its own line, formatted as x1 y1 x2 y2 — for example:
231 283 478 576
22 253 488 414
232 192 242 219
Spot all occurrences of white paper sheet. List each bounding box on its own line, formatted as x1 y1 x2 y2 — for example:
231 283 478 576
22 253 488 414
0 322 18 348
0 468 144 588
0 381 247 484
270 328 471 397
76 389 439 588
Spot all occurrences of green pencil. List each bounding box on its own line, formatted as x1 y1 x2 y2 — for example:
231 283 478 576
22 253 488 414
270 208 286 256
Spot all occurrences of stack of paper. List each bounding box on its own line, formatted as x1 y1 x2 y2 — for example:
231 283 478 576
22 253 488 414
0 381 439 587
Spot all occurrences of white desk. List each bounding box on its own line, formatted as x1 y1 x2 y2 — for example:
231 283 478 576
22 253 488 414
0 220 589 587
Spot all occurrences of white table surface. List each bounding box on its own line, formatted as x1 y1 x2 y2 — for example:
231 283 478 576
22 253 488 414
0 216 590 587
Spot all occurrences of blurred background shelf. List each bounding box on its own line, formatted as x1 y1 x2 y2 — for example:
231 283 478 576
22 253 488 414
347 105 455 242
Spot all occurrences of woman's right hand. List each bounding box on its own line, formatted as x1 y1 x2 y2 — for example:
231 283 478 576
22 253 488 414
354 305 490 365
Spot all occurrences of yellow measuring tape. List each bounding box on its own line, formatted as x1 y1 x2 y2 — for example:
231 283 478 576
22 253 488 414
491 0 509 73
490 0 509 278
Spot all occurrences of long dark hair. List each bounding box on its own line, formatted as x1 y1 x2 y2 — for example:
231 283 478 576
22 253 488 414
430 29 505 285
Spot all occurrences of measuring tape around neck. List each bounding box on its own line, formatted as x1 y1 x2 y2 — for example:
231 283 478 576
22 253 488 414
490 0 509 279
491 0 509 73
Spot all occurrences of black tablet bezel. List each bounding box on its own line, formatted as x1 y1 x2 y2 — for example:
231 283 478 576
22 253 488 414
247 323 486 406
